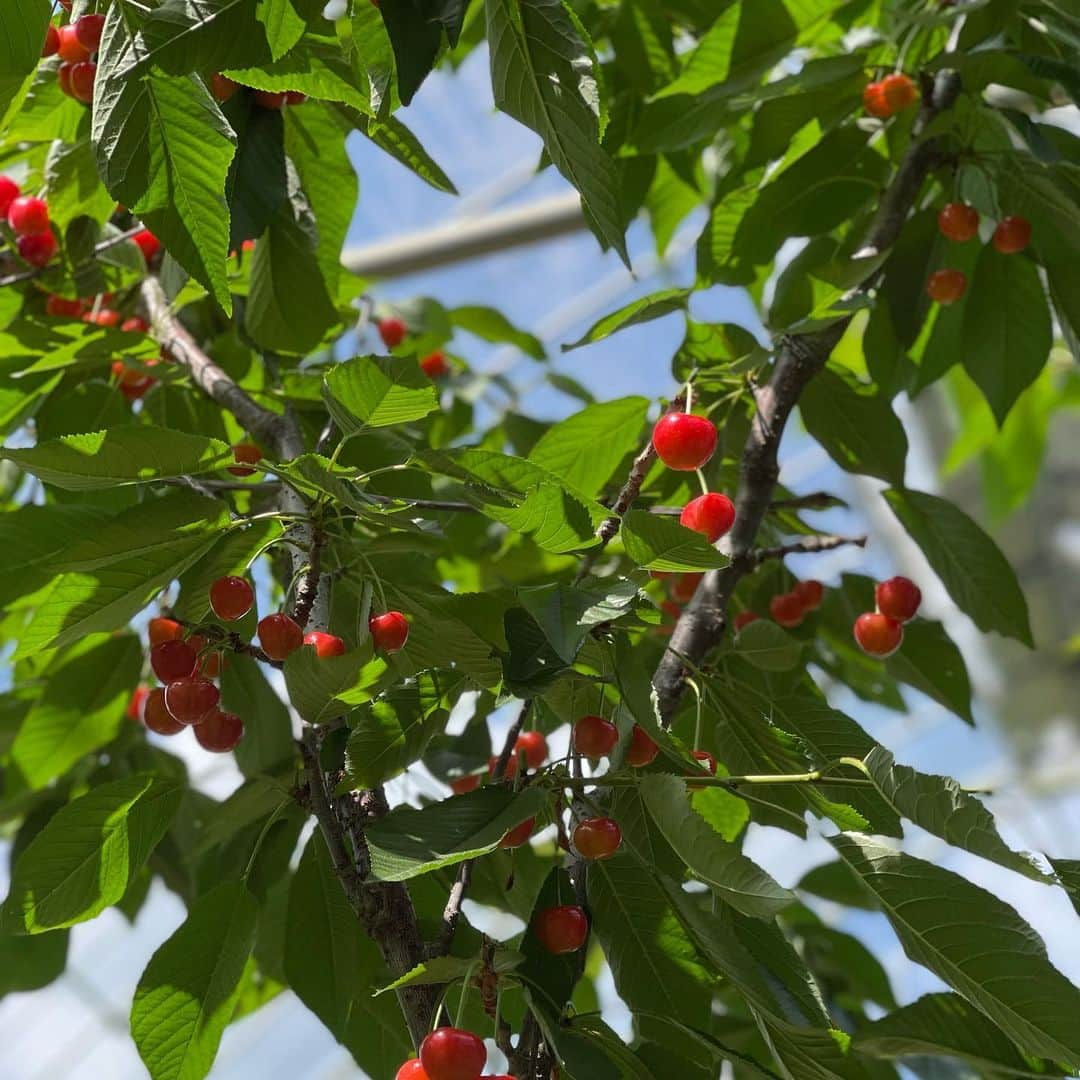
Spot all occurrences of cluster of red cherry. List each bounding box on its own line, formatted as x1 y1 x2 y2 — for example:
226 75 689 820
209 73 307 110
0 177 57 268
853 576 922 657
129 576 410 750
41 12 103 104
927 204 1032 305
862 72 918 119
378 315 451 379
396 1030 508 1080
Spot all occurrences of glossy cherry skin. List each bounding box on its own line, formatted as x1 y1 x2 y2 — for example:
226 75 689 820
42 25 60 57
875 576 921 622
670 572 702 603
573 817 622 860
515 730 547 769
150 639 198 682
18 232 58 267
420 350 449 377
793 579 824 611
122 316 149 333
369 610 409 652
143 688 184 735
626 724 659 767
112 361 156 401
56 23 90 62
419 1027 487 1080
881 73 917 113
253 89 287 109
652 412 718 471
0 176 19 217
210 576 254 621
378 316 408 348
228 442 262 476
450 774 481 795
992 215 1031 254
148 616 184 647
211 73 238 101
74 13 106 50
45 294 82 317
769 592 805 628
862 81 890 118
854 612 903 657
681 492 735 543
573 714 618 759
499 816 535 849
87 307 121 327
194 708 244 752
285 90 307 104
58 62 76 98
133 229 161 261
938 203 979 243
733 610 759 631
258 613 304 660
926 268 966 305
126 686 150 721
165 677 220 725
304 631 346 658
488 753 518 781
687 749 718 791
534 904 588 954
396 1062 429 1080
8 196 50 236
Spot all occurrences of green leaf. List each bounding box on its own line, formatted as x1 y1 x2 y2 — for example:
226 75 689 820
131 881 257 1080
449 305 544 358
639 774 794 918
93 13 236 309
43 137 116 228
486 0 628 264
377 0 444 104
1048 857 1080 918
0 0 49 122
883 488 1033 646
528 397 648 498
621 509 730 571
0 426 234 490
501 607 571 696
363 785 547 881
376 950 521 995
259 0 324 58
519 867 581 1018
3 775 183 933
561 289 691 351
961 245 1054 425
133 0 271 74
797 860 877 910
855 992 1065 1078
220 654 295 778
831 833 1080 1069
355 112 458 194
323 356 440 432
800 367 908 485
484 482 599 553
9 635 142 790
283 645 389 724
734 618 803 671
342 670 464 789
0 926 69 995
884 618 973 724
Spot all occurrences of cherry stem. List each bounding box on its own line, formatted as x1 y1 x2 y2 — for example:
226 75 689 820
455 961 478 1029
683 381 693 413
686 677 703 751
695 468 709 496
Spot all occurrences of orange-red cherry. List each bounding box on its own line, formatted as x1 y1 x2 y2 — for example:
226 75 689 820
304 631 346 658
681 492 735 542
143 688 184 735
515 730 547 769
573 714 618 759
378 316 408 348
881 73 918 113
253 89 287 109
875 576 921 622
74 13 106 50
419 1028 486 1080
210 73 238 101
8 196 50 236
926 268 966 304
792 579 824 611
369 610 409 652
42 25 60 57
18 232 57 267
652 412 718 471
733 610 759 631
228 442 262 476
770 592 804 628
420 350 449 377
534 905 588 954
626 724 659 767
194 708 244 752
450 775 481 795
854 612 903 657
573 817 622 860
396 1062 429 1080
165 676 220 725
499 816 535 849
126 686 150 721
992 215 1031 254
671 572 703 602
148 616 184 647
133 229 161 261
56 23 90 62
209 576 254 621
687 749 718 791
938 203 979 242
150 639 198 681
69 60 96 103
258 613 304 660
862 81 890 118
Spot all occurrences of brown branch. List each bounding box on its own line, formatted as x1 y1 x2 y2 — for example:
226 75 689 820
291 523 325 629
652 69 963 724
750 533 867 564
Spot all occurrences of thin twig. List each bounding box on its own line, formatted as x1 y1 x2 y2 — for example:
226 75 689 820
0 225 145 288
749 533 867 564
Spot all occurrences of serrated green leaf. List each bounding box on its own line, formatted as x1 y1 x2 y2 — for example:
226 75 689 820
562 289 691 351
131 881 256 1080
355 111 458 193
221 654 295 778
0 0 50 123
324 355 439 432
884 618 973 724
734 618 803 671
621 509 730 571
3 775 183 933
484 482 599 553
133 0 271 74
283 644 388 724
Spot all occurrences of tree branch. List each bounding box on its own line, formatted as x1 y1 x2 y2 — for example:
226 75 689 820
750 533 867 565
291 523 325 629
652 69 962 724
0 225 146 288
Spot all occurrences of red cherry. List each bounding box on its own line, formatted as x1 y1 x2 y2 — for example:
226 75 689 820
0 176 19 218
253 89 287 109
164 676 220 725
626 724 659 767
733 611 759 632
58 62 76 98
926 269 967 305
937 203 979 243
770 592 805 628
86 308 121 327
8 196 50 236
241 239 256 252
396 1062 429 1080
420 350 449 378
194 708 244 752
862 81 890 118
450 774 480 795
488 753 519 781
670 572 703 603
303 631 346 658
198 649 222 679
150 639 197 681
992 215 1031 254
133 229 161 262
111 361 156 400
148 616 184 647
17 232 57 267
651 412 718 471
881 73 917 113
45 294 83 318
573 816 622 860
228 442 262 477
687 749 718 791
209 576 254 621
56 23 90 62
143 688 184 735
126 686 150 721
499 816 535 849
285 91 307 104
419 1028 487 1080
515 730 547 769
875 576 921 622
854 612 903 657
573 714 618 759
121 316 149 333
680 492 735 542
660 599 682 620
534 904 588 954
378 316 408 348
369 610 409 652
210 73 238 101
69 60 96 104
42 25 60 57
258 613 304 661
74 13 105 51
792 579 824 611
